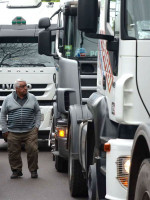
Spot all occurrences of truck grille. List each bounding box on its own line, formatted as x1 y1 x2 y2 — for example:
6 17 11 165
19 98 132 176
79 61 97 104
82 90 96 98
0 84 47 89
0 100 54 107
0 91 44 96
0 84 54 106
38 100 54 106
29 84 47 89
81 79 97 86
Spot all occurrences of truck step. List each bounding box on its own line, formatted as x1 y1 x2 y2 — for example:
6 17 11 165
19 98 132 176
50 143 55 147
52 151 59 156
50 139 55 144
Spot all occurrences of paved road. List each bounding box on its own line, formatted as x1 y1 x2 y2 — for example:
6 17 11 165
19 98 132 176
0 140 87 200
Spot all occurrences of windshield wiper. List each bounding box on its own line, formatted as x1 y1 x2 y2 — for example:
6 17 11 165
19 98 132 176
0 63 10 66
12 63 46 67
142 29 150 31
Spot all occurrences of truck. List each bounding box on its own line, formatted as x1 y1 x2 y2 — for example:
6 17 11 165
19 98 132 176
0 0 60 140
65 0 150 199
38 0 98 172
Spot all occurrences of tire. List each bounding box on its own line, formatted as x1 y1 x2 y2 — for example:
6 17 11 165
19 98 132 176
68 132 88 197
134 159 150 200
55 155 68 173
88 164 96 200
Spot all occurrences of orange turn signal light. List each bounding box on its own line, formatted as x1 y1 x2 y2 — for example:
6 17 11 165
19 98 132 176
104 143 111 152
58 129 65 138
118 177 128 188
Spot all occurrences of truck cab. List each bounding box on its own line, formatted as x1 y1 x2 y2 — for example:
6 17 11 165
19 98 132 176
38 0 98 172
67 0 150 199
0 0 60 140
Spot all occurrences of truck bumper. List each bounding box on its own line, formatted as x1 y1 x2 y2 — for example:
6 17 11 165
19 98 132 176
105 139 133 200
57 137 68 159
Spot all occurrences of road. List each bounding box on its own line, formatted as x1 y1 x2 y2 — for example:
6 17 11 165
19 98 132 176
0 140 87 200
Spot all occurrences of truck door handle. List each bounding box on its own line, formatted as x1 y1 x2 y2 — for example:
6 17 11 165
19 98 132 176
103 75 106 90
53 73 56 84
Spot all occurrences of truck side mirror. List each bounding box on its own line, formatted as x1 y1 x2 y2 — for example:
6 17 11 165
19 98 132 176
38 17 51 29
38 30 52 56
38 17 52 56
78 0 98 33
107 40 119 52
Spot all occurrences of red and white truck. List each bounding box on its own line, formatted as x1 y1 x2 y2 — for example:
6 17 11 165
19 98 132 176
67 0 150 199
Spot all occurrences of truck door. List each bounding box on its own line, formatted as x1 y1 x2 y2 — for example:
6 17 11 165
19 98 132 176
55 4 81 112
99 0 120 120
55 2 98 112
126 0 150 118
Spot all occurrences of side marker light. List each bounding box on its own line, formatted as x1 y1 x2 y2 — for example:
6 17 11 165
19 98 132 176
104 143 111 152
58 130 65 138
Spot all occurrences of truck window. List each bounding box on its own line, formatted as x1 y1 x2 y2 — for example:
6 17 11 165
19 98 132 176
63 15 98 59
115 0 120 37
57 11 63 52
126 0 150 39
108 0 120 37
0 41 54 67
109 0 116 31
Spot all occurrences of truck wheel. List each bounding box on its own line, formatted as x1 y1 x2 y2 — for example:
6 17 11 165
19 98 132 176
55 155 68 173
68 134 88 197
88 164 96 200
134 159 150 200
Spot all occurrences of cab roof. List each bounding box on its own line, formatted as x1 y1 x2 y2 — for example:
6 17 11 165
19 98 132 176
7 0 41 8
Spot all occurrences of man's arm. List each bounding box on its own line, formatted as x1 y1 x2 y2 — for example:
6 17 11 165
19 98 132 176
34 98 41 130
1 99 8 141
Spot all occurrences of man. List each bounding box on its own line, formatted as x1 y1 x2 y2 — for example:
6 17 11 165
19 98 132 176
1 79 41 179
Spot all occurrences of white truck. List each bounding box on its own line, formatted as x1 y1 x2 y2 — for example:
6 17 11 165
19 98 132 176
0 0 60 140
38 0 98 172
65 0 150 199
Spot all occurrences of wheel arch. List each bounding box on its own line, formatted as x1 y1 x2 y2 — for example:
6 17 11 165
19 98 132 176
87 92 112 152
128 123 150 200
86 121 95 167
67 104 92 159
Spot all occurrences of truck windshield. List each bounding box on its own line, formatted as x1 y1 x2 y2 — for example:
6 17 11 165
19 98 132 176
126 0 150 39
0 43 54 67
63 16 98 58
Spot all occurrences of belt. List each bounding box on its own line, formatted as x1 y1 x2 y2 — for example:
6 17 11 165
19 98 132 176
10 131 30 134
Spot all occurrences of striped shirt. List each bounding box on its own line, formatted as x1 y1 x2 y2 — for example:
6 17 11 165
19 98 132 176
1 91 41 133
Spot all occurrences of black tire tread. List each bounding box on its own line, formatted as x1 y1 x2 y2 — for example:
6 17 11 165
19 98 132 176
134 158 150 200
55 155 68 173
70 159 88 197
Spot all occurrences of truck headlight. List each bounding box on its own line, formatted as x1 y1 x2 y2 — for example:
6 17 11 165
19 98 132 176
124 159 130 174
116 156 131 189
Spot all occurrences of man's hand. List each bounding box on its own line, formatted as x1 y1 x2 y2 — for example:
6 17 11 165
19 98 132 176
2 132 9 142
